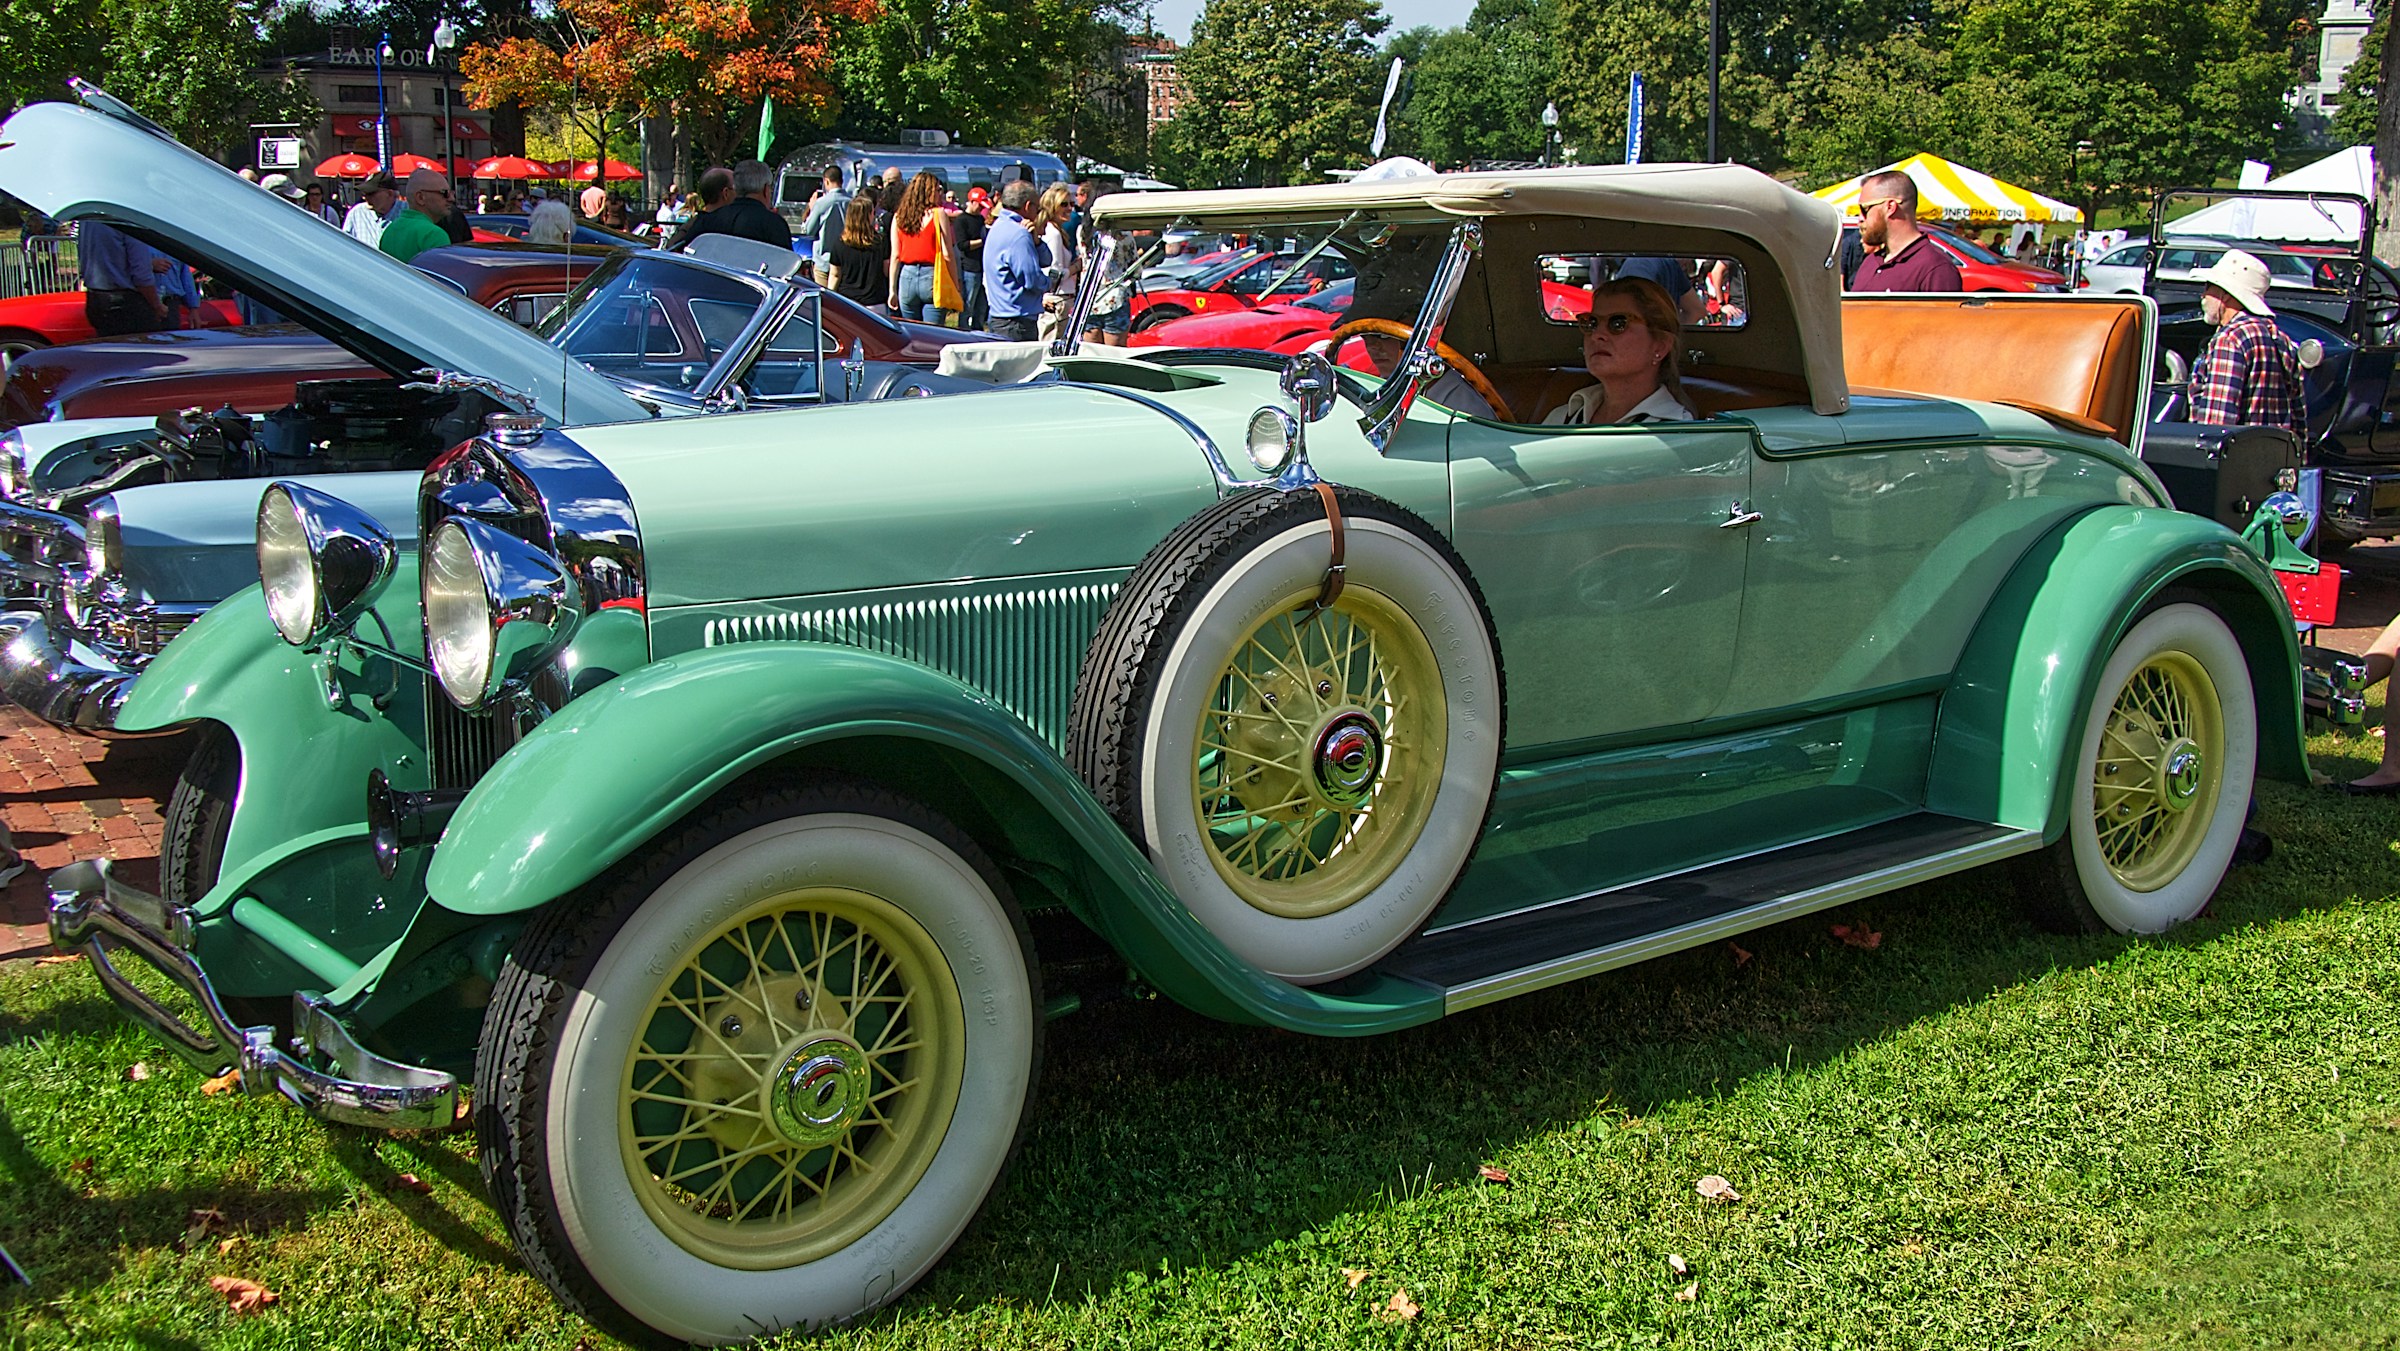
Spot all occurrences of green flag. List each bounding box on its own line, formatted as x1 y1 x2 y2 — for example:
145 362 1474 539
757 95 775 162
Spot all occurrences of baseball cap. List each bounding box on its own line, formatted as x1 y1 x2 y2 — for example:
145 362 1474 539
360 171 397 194
2191 249 2273 317
259 172 305 201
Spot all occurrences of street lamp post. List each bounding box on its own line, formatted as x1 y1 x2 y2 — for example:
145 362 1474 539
1706 0 1720 162
1540 101 1559 168
432 18 460 193
374 30 393 168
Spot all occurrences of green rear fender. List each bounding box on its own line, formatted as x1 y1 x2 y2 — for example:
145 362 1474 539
423 641 1442 1035
1928 504 2308 838
115 572 430 876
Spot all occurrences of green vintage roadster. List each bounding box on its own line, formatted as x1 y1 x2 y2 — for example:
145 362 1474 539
45 124 2315 1343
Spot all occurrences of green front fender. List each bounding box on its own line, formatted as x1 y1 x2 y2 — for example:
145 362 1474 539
116 571 430 878
424 642 1443 1035
1927 504 2309 839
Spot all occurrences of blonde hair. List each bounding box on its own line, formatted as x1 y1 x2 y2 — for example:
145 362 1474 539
1036 183 1073 230
1592 275 1687 409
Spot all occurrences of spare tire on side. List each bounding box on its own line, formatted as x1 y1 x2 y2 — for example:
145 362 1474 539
1070 485 1504 984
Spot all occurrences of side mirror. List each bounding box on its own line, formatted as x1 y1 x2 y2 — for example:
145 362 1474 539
1279 351 1338 424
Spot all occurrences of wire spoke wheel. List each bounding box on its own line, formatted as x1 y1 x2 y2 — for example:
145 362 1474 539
621 886 964 1270
2090 652 2222 892
1193 588 1445 918
2015 599 2256 936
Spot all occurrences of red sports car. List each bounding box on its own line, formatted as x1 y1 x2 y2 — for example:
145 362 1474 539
1 241 977 428
1128 278 1353 352
1130 250 1357 332
0 287 242 367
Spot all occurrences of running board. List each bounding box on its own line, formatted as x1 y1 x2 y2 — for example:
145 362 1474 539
1377 814 2042 1013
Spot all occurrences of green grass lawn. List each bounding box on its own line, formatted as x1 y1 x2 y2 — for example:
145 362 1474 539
6 719 2400 1350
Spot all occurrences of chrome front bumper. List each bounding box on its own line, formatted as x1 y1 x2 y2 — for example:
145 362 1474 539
45 858 459 1131
2303 648 2368 728
0 608 131 729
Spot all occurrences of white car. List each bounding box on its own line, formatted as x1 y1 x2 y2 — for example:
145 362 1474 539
2083 240 2326 295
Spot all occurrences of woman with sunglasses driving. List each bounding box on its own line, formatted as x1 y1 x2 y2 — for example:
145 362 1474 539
1544 276 1695 425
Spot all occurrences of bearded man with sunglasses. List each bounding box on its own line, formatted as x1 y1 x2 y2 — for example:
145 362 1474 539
1847 171 1962 292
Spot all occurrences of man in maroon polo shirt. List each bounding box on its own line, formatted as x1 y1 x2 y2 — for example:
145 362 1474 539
1849 171 1963 292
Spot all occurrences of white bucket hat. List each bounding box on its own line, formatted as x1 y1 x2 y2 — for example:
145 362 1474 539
2191 249 2273 316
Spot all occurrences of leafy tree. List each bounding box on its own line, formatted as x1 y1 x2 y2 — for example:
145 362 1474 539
1780 31 1956 188
1942 0 2306 217
823 0 1141 164
1383 0 1555 167
1153 0 1389 187
460 0 875 166
2334 0 2387 146
0 0 105 115
97 0 316 158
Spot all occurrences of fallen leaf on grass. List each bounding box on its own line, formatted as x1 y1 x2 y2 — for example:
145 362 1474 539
67 1157 93 1176
1696 1175 1741 1203
388 1173 433 1195
1728 943 1753 967
33 953 81 966
1830 923 1882 950
1673 1281 1698 1303
199 1070 241 1095
208 1274 278 1315
1901 1241 1925 1256
217 1237 242 1256
178 1208 235 1252
1379 1288 1420 1321
1342 1267 1370 1291
1667 1253 1689 1277
123 1062 151 1082
1477 1164 1510 1184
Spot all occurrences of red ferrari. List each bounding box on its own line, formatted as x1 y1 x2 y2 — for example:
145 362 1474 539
1128 279 1353 352
1130 251 1357 332
0 287 241 367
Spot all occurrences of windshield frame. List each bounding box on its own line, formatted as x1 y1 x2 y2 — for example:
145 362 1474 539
536 249 793 407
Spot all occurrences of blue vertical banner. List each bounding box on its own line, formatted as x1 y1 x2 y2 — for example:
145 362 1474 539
1626 73 1645 164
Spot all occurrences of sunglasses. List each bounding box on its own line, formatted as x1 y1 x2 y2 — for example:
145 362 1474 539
1859 196 1905 216
1571 312 1645 334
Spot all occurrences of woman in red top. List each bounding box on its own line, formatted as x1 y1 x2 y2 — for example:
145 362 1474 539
888 171 959 324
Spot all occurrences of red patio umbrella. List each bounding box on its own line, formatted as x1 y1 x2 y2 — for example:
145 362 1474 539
472 154 552 180
315 153 381 178
567 159 641 182
387 152 448 177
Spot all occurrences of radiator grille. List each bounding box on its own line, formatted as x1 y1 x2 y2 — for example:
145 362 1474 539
424 677 524 791
702 581 1121 748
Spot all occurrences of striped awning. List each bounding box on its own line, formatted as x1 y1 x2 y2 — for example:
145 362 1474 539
1811 153 2084 225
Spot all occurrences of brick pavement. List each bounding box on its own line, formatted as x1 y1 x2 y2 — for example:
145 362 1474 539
0 705 186 958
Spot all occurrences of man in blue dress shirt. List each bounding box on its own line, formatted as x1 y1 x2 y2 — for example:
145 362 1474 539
982 180 1049 342
78 219 168 335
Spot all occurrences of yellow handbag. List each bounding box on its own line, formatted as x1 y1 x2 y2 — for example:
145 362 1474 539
931 213 966 315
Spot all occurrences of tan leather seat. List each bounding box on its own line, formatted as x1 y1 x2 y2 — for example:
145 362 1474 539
1842 297 2143 444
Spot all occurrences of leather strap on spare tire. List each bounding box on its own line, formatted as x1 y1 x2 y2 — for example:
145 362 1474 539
1068 484 1506 986
1311 481 1346 612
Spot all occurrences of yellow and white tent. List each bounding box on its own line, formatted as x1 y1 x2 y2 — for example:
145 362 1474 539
1811 153 2084 226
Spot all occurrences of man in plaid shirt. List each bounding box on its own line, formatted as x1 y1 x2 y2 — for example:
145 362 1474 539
2189 250 2303 442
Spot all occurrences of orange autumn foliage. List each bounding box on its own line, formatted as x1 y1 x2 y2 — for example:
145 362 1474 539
460 0 878 123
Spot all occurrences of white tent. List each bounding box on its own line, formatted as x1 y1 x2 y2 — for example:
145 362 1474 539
2165 147 2373 243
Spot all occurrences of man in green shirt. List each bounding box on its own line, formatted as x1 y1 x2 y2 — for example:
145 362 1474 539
377 167 453 264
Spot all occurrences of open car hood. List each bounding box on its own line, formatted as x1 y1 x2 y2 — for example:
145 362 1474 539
0 98 646 429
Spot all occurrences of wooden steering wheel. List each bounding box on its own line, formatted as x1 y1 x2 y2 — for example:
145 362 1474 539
1324 318 1516 424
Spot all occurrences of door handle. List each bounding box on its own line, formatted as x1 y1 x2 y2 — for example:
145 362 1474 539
1719 500 1763 529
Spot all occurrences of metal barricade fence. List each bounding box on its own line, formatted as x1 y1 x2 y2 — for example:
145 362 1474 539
0 236 79 299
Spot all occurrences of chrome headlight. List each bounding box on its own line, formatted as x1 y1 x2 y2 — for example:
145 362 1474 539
257 482 398 648
0 428 27 500
1245 406 1300 475
423 516 582 711
84 496 122 578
